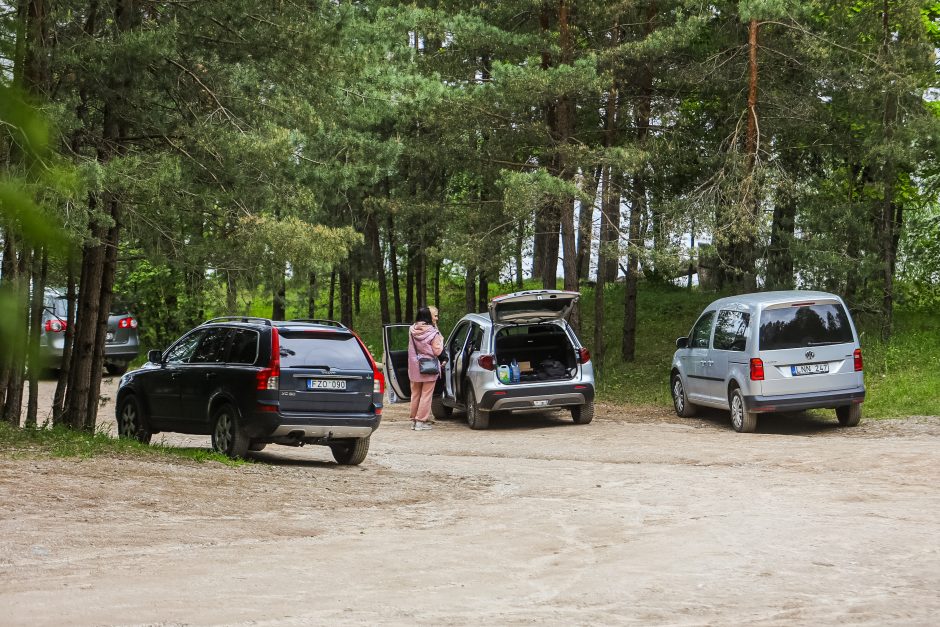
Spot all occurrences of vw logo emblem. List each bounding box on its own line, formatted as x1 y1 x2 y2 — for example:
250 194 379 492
805 350 815 360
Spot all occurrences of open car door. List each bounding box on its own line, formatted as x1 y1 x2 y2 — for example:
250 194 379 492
382 324 412 401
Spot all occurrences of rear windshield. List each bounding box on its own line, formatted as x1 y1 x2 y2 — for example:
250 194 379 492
278 331 370 370
759 303 854 350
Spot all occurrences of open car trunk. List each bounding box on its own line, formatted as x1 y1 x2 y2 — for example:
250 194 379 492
494 324 577 383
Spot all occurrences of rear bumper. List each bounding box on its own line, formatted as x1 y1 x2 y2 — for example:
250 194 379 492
478 383 595 412
744 386 866 413
246 410 381 440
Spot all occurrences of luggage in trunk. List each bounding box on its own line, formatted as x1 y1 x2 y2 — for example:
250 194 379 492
494 325 576 383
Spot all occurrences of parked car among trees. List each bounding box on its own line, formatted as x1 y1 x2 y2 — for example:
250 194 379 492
670 291 866 432
40 288 141 376
115 317 384 462
383 290 595 430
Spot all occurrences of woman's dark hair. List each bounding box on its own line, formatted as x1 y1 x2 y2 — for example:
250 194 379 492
414 306 434 324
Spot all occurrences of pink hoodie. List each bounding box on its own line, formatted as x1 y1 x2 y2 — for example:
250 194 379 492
407 321 444 383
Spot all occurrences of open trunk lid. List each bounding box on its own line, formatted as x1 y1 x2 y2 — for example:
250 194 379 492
489 290 580 324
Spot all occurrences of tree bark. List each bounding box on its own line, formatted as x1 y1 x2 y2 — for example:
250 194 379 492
879 0 899 340
52 256 76 425
1 249 30 426
405 243 414 321
327 268 336 320
25 247 47 427
340 265 353 328
464 265 476 314
386 213 402 322
272 264 286 320
576 167 601 282
307 272 317 318
477 270 489 313
366 211 390 324
515 220 524 290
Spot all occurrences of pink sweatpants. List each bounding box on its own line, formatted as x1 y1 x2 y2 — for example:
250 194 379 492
410 381 436 422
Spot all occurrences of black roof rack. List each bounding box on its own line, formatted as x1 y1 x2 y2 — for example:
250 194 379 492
287 318 347 329
201 316 273 326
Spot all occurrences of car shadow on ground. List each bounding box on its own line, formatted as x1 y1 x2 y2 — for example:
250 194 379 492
692 407 844 436
441 409 581 431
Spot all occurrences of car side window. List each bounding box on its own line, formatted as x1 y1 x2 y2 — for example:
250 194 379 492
690 311 715 349
189 328 229 364
165 329 207 364
227 329 259 364
467 324 483 352
713 310 750 352
449 323 471 356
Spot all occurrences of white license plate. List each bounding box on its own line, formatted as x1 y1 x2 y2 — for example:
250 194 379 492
791 363 829 376
307 379 346 390
533 400 549 407
106 332 115 342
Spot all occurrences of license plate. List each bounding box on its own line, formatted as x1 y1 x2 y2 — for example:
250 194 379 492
307 379 346 390
106 332 114 342
533 400 548 407
791 363 829 376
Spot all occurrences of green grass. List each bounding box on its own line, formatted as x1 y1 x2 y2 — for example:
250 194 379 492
0 421 247 465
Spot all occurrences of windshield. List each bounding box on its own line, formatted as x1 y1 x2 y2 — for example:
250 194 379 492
759 303 854 350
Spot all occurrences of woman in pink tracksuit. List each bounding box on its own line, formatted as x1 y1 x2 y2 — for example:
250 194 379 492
408 306 443 431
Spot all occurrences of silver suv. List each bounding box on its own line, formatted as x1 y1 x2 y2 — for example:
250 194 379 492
383 290 595 430
670 290 866 432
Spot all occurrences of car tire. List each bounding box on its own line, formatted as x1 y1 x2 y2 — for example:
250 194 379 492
116 394 152 444
431 395 453 420
248 442 267 452
729 387 757 433
570 400 594 425
211 403 250 459
466 388 490 430
836 404 862 427
106 363 128 376
330 436 370 465
671 373 697 418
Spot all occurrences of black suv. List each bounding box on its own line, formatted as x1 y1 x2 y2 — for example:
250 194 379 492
115 317 385 464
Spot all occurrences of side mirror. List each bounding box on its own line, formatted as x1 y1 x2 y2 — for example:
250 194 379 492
675 337 689 349
147 349 163 364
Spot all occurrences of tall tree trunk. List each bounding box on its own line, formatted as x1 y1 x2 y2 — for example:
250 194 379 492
354 276 361 316
25 247 47 427
405 244 414 321
0 233 17 412
327 268 336 320
1 249 30 425
272 264 286 320
464 266 476 314
879 0 899 340
416 245 427 308
366 212 390 323
340 265 353 328
433 260 441 311
515 220 524 290
477 271 488 313
226 270 237 314
576 167 601 282
386 213 402 322
52 256 76 424
307 272 317 318
767 195 795 290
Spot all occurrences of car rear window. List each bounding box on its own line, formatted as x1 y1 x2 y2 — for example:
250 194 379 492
759 303 854 350
278 331 370 370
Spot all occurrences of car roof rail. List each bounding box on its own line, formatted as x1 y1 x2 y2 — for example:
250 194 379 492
201 316 273 326
287 318 348 329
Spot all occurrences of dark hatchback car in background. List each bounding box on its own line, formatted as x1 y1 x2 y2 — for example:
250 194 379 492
115 317 385 463
41 288 140 375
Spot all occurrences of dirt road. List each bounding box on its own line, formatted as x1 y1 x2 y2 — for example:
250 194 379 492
1 378 939 625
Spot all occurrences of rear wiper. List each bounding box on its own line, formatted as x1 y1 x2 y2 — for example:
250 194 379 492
806 341 842 346
291 365 332 370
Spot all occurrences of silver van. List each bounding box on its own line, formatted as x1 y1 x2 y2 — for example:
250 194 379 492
383 290 595 430
670 291 865 432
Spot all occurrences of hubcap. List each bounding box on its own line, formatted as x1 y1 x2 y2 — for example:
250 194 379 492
120 404 135 436
215 412 232 452
673 380 684 412
731 394 743 430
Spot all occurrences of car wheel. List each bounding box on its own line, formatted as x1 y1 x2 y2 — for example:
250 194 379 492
836 404 862 427
330 436 370 465
116 394 152 444
248 442 267 452
465 388 489 430
106 363 128 376
729 387 757 433
211 403 250 458
671 373 697 417
431 395 453 420
570 400 594 425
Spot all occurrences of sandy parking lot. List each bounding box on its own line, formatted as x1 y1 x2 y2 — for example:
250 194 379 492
1 378 939 626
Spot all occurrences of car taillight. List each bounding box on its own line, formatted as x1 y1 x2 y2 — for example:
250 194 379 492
478 354 496 371
352 332 385 395
750 358 764 381
578 347 591 363
854 348 863 372
44 319 67 333
256 328 281 390
118 317 138 329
